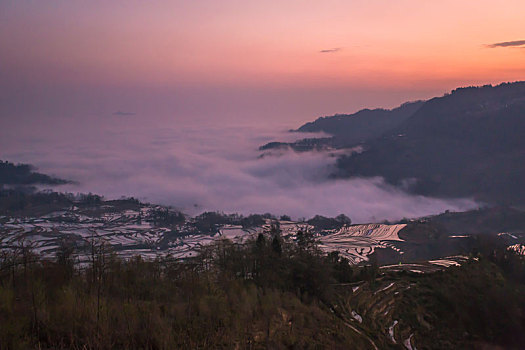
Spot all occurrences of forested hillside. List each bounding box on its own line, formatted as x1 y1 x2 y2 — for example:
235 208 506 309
1 230 524 349
336 82 525 204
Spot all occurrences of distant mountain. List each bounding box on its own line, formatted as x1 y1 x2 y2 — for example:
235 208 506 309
0 160 69 186
259 100 424 151
296 100 424 147
336 82 525 205
263 82 525 205
426 206 525 235
258 137 334 153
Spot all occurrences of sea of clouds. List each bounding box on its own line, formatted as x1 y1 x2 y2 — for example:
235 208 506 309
0 114 477 223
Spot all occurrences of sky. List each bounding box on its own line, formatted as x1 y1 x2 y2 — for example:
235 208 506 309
1 0 524 124
0 1 522 220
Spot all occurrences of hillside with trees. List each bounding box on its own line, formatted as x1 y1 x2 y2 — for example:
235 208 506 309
266 82 525 206
0 160 69 187
1 227 524 349
336 82 525 205
1 161 525 348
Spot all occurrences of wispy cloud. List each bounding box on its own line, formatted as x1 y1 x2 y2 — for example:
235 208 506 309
486 40 525 48
320 47 341 53
113 111 136 116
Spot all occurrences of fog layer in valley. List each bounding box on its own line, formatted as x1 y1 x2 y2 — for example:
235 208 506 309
0 114 476 222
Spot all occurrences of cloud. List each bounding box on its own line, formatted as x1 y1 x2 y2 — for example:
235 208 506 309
0 118 478 223
113 111 136 116
320 47 341 53
486 40 525 48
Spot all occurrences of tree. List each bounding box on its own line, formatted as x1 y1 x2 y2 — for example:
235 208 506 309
271 236 282 256
56 239 75 280
335 214 351 226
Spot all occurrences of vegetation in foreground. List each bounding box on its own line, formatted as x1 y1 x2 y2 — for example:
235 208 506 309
0 227 524 349
0 229 363 349
333 238 525 349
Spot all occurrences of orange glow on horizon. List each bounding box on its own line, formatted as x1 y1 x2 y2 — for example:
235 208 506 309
1 0 524 90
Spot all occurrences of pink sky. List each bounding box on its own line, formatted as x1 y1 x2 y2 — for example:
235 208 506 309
0 1 519 219
1 0 525 124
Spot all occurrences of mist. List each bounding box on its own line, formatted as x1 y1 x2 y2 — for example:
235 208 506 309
0 113 477 223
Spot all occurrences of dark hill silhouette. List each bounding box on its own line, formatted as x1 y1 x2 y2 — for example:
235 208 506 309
297 100 424 147
335 82 525 205
0 160 69 186
259 100 424 151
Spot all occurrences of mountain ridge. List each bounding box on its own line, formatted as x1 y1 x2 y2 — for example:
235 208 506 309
264 81 525 206
336 81 525 204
